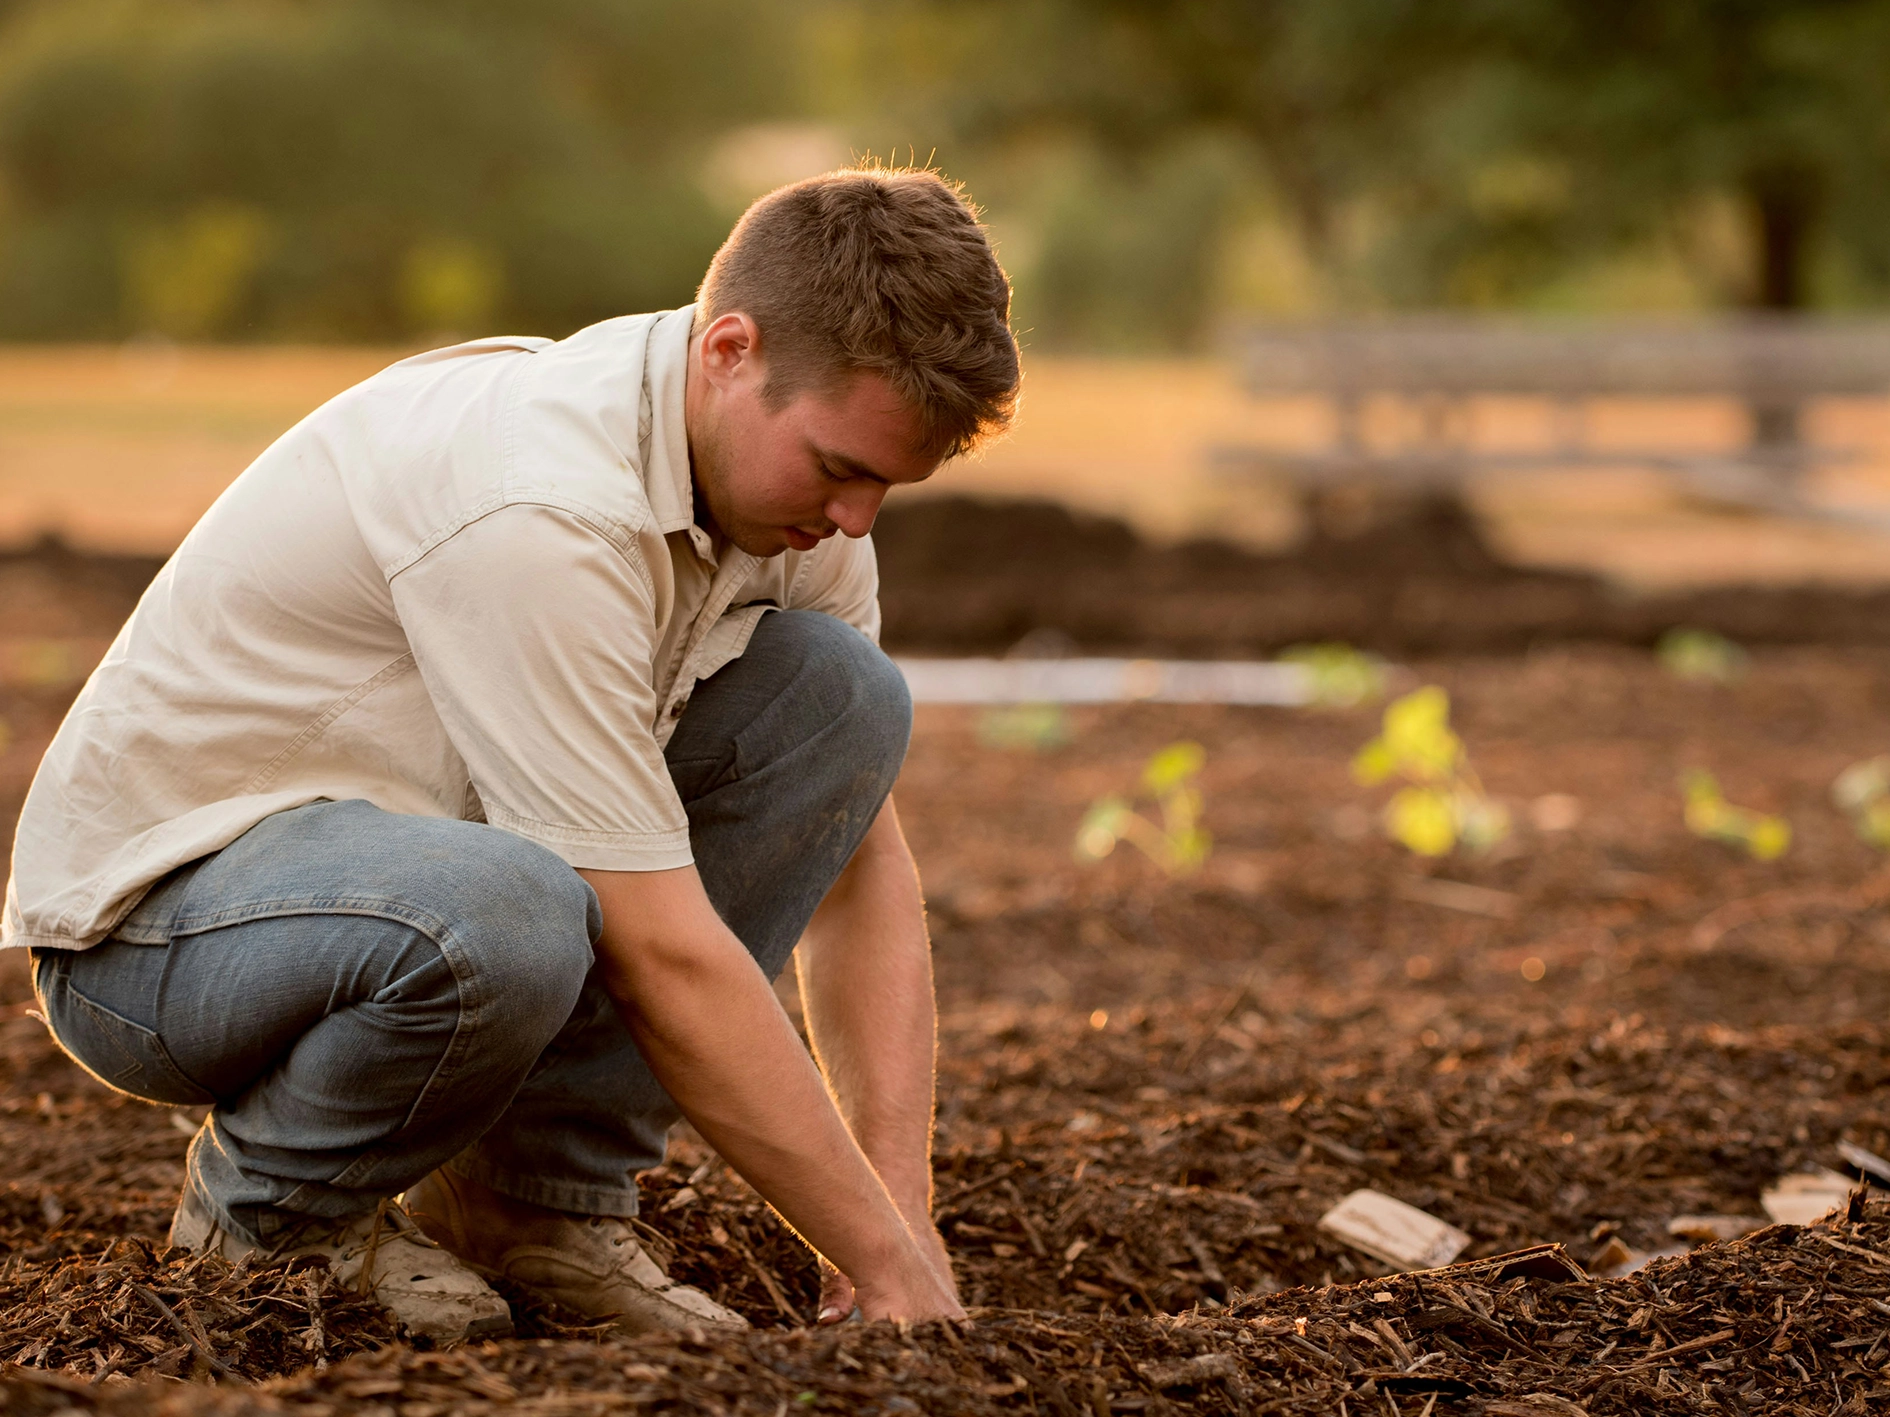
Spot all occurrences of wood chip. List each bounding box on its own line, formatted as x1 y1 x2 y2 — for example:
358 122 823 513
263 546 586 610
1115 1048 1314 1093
1394 878 1520 919
1762 1170 1856 1226
1318 1190 1470 1271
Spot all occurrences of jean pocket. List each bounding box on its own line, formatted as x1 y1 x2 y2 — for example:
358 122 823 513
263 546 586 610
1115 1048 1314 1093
41 972 213 1106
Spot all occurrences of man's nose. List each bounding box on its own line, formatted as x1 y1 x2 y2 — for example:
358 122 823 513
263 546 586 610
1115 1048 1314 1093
826 484 888 538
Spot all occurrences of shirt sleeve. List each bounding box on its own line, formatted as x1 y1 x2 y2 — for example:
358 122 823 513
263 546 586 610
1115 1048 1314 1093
388 502 693 871
786 531 882 642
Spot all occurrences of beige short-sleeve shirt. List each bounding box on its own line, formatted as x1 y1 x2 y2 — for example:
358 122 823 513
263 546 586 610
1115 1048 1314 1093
3 305 881 950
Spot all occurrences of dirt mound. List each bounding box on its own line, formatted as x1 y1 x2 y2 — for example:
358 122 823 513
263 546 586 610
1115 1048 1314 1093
10 498 1890 657
874 493 1890 655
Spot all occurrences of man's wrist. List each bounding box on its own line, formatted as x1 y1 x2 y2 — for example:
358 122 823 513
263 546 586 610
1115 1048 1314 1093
880 1173 934 1228
851 1138 932 1216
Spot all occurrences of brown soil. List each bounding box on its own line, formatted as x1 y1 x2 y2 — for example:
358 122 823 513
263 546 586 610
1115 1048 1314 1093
16 491 1890 656
873 494 1890 655
4 555 1890 1410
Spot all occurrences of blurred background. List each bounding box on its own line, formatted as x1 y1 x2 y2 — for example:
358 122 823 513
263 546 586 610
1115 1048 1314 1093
11 5 1890 1352
8 0 1890 582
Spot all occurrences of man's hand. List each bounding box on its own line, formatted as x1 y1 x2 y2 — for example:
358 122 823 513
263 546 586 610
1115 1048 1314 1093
796 800 958 1322
819 1218 952 1324
578 862 962 1323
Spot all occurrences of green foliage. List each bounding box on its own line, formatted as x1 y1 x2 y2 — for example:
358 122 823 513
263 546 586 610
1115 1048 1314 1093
1352 686 1509 857
12 0 1890 344
1280 642 1387 709
1657 627 1748 684
1007 136 1244 351
976 702 1072 752
1833 756 1890 848
0 0 778 339
890 0 1890 323
1074 740 1211 876
1682 769 1791 860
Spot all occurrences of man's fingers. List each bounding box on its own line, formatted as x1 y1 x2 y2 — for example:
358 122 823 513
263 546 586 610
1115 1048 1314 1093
816 1263 856 1325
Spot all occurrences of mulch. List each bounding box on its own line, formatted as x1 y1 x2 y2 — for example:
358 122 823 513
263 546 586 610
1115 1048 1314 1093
1 980 1887 1410
3 559 1890 1409
2 1202 1885 1413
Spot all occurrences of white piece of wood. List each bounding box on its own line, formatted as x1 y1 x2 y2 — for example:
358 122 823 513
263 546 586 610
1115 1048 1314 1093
1761 1169 1855 1226
894 657 1312 706
1837 1139 1890 1187
1318 1189 1470 1271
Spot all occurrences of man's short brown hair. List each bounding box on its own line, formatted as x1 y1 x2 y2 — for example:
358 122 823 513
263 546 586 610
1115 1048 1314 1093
696 167 1019 461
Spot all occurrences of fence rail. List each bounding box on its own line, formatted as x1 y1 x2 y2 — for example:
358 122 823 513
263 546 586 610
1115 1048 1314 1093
1218 317 1890 527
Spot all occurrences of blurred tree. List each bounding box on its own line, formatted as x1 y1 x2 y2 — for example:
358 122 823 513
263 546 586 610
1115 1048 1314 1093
1460 0 1890 315
5 0 1890 345
884 0 1890 327
0 0 789 339
1442 0 1890 446
867 0 1469 325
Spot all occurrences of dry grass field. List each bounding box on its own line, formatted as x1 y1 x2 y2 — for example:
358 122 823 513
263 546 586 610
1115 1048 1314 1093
9 343 1890 586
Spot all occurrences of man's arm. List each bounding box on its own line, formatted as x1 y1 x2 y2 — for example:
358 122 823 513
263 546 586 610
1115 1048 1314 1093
576 863 961 1323
793 798 952 1320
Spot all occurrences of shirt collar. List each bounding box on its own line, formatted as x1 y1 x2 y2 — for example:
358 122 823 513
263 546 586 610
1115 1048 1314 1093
642 304 701 545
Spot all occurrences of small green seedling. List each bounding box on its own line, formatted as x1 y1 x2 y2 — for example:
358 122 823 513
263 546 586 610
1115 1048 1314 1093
977 702 1071 752
1682 769 1790 860
1352 686 1509 857
1833 756 1890 848
1074 741 1211 875
1657 627 1746 683
1280 642 1387 709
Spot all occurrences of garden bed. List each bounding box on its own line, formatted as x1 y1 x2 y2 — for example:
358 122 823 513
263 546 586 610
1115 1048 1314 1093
0 642 1888 1410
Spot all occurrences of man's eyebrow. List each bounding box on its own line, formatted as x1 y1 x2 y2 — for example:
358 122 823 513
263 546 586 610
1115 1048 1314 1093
818 449 891 484
814 443 936 484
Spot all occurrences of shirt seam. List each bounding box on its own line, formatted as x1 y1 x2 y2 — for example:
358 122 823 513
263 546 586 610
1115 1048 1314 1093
384 492 650 583
668 550 760 708
482 802 689 848
787 553 822 608
239 653 417 797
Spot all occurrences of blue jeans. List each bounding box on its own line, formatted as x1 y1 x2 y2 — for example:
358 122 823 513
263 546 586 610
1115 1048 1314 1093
31 611 911 1247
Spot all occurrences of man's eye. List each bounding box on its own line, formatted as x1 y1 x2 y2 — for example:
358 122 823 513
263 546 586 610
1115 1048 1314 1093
820 463 849 482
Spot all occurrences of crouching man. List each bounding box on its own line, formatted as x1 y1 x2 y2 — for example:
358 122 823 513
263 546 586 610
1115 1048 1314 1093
3 167 1018 1342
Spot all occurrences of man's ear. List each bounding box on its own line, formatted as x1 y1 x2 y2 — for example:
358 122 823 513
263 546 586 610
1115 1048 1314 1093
697 311 764 392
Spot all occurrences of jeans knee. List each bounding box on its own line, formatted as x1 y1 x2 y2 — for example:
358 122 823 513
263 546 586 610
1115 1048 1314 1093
769 610 912 783
436 829 596 1031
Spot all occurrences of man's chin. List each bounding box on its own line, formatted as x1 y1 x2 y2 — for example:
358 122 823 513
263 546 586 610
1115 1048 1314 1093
725 525 794 558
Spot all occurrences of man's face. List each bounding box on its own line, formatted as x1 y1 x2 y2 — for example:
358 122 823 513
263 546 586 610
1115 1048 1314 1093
686 312 939 557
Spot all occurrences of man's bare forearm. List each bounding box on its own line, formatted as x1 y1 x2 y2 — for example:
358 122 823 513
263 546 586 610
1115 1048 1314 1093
796 800 939 1227
576 863 959 1321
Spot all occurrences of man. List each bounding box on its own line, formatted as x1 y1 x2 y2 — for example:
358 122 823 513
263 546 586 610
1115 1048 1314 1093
3 167 1019 1342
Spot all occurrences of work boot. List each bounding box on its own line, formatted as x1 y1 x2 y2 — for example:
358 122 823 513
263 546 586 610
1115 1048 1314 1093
404 1168 748 1335
168 1186 513 1344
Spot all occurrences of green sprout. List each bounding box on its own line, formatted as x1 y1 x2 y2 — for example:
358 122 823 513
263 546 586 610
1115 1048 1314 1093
1682 769 1790 860
977 702 1071 752
1074 741 1211 876
1657 627 1747 684
1833 757 1890 848
1352 686 1509 857
1280 643 1387 709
